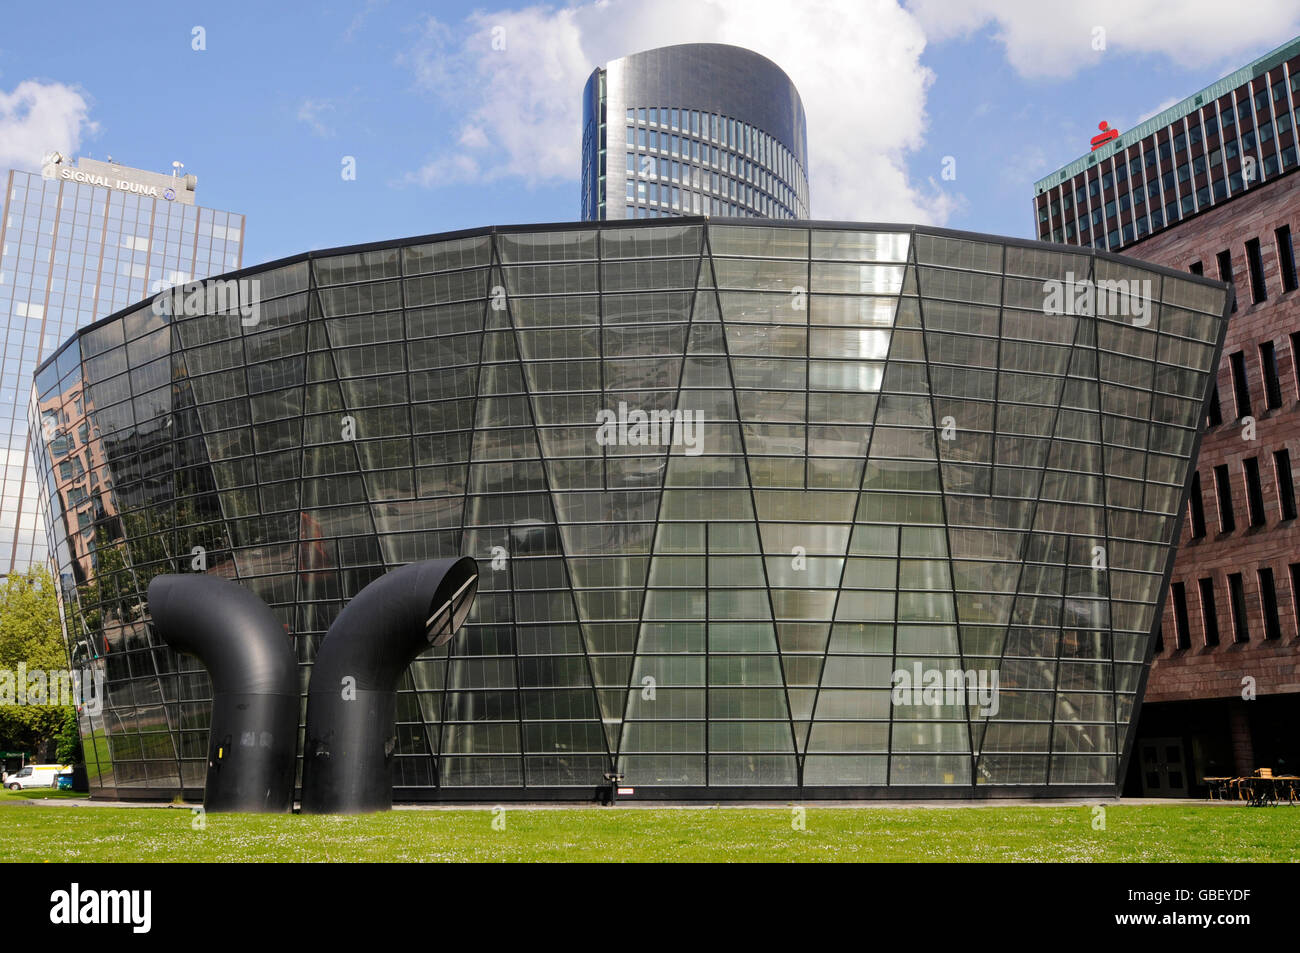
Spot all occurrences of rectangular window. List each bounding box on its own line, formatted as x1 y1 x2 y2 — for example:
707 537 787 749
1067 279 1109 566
1228 572 1249 642
1188 471 1207 537
1207 385 1222 426
1246 237 1267 303
1217 249 1237 312
1230 350 1251 418
1154 624 1164 655
1214 463 1235 532
1291 562 1300 636
1275 448 1297 521
1189 260 1204 275
1259 568 1282 640
1199 577 1220 647
1261 340 1283 409
1171 582 1191 649
1293 333 1300 403
1277 225 1298 292
1244 456 1266 526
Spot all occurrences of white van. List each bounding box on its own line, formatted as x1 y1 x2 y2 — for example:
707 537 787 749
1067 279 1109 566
4 764 68 790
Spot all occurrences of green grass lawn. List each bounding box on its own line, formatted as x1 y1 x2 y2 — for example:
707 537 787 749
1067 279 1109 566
2 800 1297 862
1 788 85 801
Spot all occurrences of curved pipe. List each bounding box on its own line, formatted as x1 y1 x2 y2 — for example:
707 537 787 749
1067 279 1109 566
301 557 478 813
147 575 299 813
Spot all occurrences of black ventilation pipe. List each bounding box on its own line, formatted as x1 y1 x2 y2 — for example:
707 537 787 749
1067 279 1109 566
301 557 479 813
147 575 299 813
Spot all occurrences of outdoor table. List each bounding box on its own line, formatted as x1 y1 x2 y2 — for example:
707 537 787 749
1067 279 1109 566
1203 777 1234 800
1272 776 1300 804
1202 776 1300 804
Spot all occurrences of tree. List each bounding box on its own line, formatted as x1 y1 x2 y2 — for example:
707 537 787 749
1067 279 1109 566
0 565 73 757
55 707 83 764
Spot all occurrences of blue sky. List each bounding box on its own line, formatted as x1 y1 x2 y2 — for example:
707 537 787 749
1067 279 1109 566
2 0 1296 268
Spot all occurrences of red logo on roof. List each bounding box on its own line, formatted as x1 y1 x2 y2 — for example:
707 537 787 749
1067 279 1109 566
1090 121 1119 151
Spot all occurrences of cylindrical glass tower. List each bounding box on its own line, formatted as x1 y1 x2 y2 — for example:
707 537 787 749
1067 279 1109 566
582 43 810 221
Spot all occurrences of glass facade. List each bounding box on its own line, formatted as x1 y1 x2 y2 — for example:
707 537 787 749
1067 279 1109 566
0 160 244 575
581 44 810 222
32 219 1229 799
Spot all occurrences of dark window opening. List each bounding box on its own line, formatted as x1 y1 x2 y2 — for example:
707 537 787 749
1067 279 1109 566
1207 385 1222 426
1214 463 1236 532
1293 333 1300 403
1276 225 1297 292
1189 260 1204 275
1171 582 1191 649
1199 577 1220 647
1244 456 1266 526
1246 238 1267 303
1217 250 1237 312
1228 572 1249 642
1188 471 1207 537
1290 563 1300 637
1261 340 1283 409
1154 624 1164 654
1275 448 1297 521
1230 350 1251 418
1259 568 1282 640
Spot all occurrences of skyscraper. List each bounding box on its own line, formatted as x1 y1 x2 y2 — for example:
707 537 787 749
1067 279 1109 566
1034 35 1300 795
0 154 244 575
581 43 810 222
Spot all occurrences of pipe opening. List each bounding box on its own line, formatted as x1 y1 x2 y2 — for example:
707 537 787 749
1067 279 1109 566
426 572 478 646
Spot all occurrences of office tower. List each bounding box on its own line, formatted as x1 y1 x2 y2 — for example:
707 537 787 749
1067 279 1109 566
581 44 810 221
0 154 244 575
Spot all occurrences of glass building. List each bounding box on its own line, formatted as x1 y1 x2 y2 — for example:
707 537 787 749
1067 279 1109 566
0 154 244 576
33 219 1229 800
581 44 810 222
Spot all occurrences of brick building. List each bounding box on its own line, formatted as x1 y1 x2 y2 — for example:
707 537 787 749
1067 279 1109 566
1033 37 1300 795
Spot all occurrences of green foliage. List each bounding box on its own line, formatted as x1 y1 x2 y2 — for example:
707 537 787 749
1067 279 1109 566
55 707 83 765
0 565 71 756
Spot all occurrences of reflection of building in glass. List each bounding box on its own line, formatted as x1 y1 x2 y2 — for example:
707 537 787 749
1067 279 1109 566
582 44 810 221
34 377 115 587
33 220 1228 800
0 155 244 576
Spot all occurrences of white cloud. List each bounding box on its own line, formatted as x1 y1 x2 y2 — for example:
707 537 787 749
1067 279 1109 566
297 99 338 138
908 0 1300 79
0 80 96 173
345 0 388 41
1136 96 1182 124
400 0 959 224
